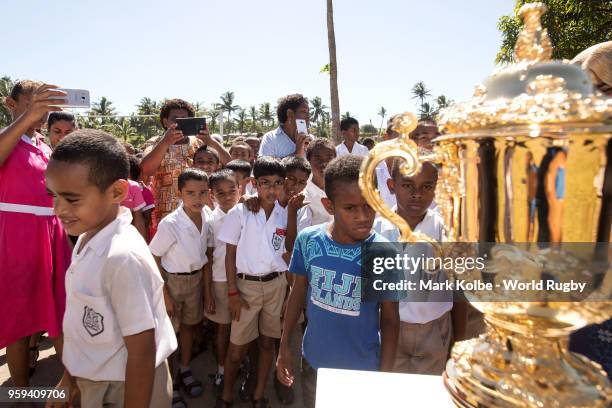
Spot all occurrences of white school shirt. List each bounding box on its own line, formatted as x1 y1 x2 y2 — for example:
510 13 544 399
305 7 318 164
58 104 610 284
149 205 213 273
218 202 288 276
335 141 369 158
375 161 397 209
258 127 296 159
62 208 177 381
296 178 332 231
373 208 453 324
210 206 230 282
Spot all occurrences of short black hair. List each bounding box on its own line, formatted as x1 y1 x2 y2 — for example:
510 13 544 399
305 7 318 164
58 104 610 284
160 98 195 129
391 159 438 181
281 156 311 176
277 94 307 124
47 111 75 129
128 155 141 180
340 117 359 131
362 137 375 149
306 138 336 161
51 129 129 192
178 168 209 191
225 159 252 178
209 168 238 190
253 156 286 179
193 145 220 164
324 155 363 201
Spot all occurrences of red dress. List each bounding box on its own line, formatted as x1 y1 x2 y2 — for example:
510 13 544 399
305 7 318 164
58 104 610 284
0 135 71 347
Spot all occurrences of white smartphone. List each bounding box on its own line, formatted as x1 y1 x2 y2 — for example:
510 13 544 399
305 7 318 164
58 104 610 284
52 89 90 108
296 119 308 134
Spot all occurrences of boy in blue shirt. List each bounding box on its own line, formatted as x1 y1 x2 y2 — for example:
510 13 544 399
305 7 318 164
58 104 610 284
276 155 400 408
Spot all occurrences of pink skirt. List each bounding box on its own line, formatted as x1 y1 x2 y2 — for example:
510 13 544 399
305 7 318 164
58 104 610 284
0 211 71 348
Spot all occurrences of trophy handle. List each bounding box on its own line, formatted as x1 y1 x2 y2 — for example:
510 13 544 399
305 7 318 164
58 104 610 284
359 112 440 248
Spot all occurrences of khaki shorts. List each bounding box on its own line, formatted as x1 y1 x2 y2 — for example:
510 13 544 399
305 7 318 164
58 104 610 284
76 359 172 408
163 271 203 327
393 311 452 375
205 281 231 325
230 274 287 346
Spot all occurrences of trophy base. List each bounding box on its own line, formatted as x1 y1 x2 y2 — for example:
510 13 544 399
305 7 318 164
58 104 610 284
444 321 611 408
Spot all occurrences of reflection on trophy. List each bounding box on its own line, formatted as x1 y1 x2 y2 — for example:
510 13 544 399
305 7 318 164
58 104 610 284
359 3 611 407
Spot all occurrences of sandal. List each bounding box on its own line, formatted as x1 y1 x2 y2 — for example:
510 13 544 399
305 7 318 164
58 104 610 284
179 367 203 398
172 383 186 408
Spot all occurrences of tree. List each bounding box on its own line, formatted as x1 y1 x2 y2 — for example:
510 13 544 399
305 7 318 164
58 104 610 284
136 97 158 115
216 91 240 125
235 109 248 134
109 118 137 141
259 102 273 128
496 0 612 64
361 124 378 134
341 111 352 120
208 109 220 134
377 106 386 134
411 81 431 106
418 102 436 121
326 0 341 143
91 96 117 117
0 76 15 128
248 106 259 131
192 101 206 116
310 96 328 125
435 95 452 110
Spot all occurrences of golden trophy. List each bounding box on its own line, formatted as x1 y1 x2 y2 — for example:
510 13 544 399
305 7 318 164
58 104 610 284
359 3 611 407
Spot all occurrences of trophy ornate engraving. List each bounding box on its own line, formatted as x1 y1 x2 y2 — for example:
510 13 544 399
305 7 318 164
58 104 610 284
359 3 611 407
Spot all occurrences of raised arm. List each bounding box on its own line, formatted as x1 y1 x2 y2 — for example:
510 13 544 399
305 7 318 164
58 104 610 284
140 124 183 177
0 84 65 166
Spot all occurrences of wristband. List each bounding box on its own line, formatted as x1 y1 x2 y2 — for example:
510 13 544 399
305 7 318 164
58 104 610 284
228 290 239 297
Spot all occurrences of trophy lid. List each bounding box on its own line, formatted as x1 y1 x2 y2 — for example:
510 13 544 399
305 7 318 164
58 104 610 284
438 2 612 134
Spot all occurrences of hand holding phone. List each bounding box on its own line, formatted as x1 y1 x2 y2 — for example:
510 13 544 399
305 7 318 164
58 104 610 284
296 119 308 135
175 117 207 136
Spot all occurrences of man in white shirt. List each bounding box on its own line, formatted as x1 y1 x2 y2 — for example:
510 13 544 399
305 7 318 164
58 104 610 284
335 116 369 157
297 138 336 231
149 168 213 401
258 94 310 159
46 130 176 408
373 160 466 375
217 157 289 407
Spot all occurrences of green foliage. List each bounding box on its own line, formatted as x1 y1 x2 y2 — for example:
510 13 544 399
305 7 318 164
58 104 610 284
496 0 612 64
360 124 377 134
0 76 15 128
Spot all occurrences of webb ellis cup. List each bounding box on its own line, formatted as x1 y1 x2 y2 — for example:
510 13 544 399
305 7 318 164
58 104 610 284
360 3 611 407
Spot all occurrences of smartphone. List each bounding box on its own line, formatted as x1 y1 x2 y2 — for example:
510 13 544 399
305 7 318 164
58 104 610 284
175 117 207 136
296 119 308 134
52 89 90 108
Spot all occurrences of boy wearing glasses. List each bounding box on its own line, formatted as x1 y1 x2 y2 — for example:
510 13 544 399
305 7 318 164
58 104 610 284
216 156 289 408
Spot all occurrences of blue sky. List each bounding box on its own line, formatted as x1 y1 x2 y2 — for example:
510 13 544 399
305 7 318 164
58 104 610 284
2 0 514 126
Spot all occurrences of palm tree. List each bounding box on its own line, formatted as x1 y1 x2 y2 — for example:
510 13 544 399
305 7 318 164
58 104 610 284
216 91 240 124
0 76 15 128
411 81 431 106
235 109 248 134
208 109 220 134
418 102 436 121
248 106 259 131
378 106 386 134
310 96 328 125
91 96 117 116
341 111 352 120
259 102 273 128
192 101 206 117
136 97 158 115
107 118 137 141
435 95 452 110
327 0 341 143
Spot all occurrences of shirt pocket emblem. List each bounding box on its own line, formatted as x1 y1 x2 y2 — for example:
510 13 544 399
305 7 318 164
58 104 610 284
82 305 105 337
272 228 286 251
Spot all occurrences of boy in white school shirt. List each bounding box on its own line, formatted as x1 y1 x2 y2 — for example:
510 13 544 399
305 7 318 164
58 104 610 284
149 168 213 403
216 156 289 408
45 130 176 408
335 116 369 157
204 168 241 395
373 160 467 374
296 138 336 232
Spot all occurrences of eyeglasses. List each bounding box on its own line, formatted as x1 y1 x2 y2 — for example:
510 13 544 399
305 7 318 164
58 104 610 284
258 180 284 189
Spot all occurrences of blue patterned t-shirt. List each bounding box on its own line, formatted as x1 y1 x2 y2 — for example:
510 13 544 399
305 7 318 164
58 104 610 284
289 224 385 371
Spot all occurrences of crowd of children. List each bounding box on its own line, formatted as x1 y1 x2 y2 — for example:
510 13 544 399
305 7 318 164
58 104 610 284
1 80 479 408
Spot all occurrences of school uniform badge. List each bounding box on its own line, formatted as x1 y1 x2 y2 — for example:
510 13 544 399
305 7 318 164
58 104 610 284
272 228 286 251
82 306 105 337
